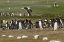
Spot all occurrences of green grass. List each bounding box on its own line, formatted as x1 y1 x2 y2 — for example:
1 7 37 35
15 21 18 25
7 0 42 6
0 0 64 21
0 0 64 15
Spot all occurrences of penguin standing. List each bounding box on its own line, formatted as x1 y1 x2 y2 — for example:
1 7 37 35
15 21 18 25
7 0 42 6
36 21 39 28
15 19 18 29
54 20 58 31
60 19 63 28
54 2 59 8
19 22 22 29
38 19 43 28
6 21 9 29
5 21 8 28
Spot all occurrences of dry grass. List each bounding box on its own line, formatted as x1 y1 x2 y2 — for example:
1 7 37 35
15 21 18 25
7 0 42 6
0 28 64 42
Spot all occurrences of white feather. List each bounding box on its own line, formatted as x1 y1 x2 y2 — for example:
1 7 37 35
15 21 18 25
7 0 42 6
2 35 6 37
34 35 39 39
17 36 21 39
50 40 60 42
21 35 28 38
43 37 48 40
8 35 14 38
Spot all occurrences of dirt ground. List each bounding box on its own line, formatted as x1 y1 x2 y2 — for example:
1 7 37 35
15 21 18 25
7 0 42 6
0 28 64 42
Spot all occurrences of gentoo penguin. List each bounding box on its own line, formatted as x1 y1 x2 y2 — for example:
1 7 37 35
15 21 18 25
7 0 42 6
21 7 32 16
19 22 22 29
54 20 58 31
38 19 43 28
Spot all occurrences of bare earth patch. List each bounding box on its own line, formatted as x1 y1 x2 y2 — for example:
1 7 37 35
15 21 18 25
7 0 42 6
0 28 64 42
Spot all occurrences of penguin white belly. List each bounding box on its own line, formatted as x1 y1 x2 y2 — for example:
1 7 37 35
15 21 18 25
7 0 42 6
6 24 7 28
16 21 17 24
54 22 58 31
60 19 63 27
39 21 42 28
19 22 22 29
28 14 29 16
